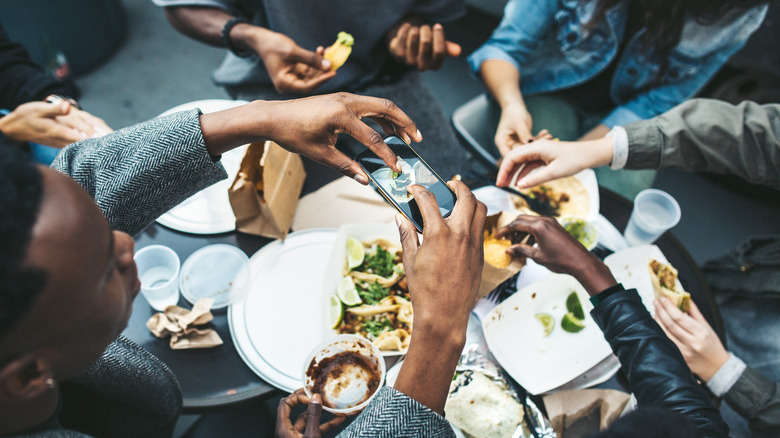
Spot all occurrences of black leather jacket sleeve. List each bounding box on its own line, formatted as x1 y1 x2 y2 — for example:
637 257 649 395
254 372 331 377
591 289 730 437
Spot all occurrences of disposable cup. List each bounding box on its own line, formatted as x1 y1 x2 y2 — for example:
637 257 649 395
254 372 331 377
624 189 681 246
302 335 386 414
179 244 250 309
134 245 181 311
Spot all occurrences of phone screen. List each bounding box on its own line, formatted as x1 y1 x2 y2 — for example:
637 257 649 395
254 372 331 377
356 135 456 230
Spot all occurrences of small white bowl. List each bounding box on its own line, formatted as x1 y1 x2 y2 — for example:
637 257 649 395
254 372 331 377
179 244 250 309
302 334 386 414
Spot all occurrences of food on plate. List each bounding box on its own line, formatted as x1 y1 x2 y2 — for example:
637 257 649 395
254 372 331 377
333 237 411 352
561 312 585 333
648 259 691 312
323 31 354 71
561 217 597 249
483 231 513 268
566 291 585 320
534 313 554 337
446 371 525 438
305 350 382 410
512 176 589 218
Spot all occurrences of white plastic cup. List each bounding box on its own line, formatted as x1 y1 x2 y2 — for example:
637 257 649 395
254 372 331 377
624 189 681 246
134 245 181 311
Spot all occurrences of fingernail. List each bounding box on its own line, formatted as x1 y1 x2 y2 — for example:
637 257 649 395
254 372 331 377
312 393 321 404
517 179 529 188
416 129 423 141
354 173 369 185
321 59 332 70
403 133 411 144
395 214 403 227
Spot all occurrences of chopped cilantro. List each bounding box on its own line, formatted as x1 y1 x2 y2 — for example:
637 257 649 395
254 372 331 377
358 280 390 304
358 245 396 277
363 318 393 338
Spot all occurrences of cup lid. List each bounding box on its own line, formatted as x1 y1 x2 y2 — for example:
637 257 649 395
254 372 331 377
179 244 250 309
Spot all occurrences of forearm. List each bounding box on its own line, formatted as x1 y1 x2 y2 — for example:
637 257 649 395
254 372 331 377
623 99 780 189
480 60 525 110
578 124 610 141
164 6 236 47
393 317 466 414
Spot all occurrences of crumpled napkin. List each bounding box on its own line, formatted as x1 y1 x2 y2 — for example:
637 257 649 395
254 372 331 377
146 298 223 349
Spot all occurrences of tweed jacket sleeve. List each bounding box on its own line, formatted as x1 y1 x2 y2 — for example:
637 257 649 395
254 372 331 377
51 109 227 235
622 98 780 190
338 387 456 438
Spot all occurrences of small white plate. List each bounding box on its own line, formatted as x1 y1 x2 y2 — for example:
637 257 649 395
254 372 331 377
323 223 407 356
603 244 677 313
483 273 610 395
228 229 337 393
155 99 249 234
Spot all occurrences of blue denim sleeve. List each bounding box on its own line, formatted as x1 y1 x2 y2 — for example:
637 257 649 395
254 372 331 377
467 0 558 76
604 5 768 128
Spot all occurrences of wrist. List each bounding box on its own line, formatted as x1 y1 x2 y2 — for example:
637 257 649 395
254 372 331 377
412 312 468 349
573 256 617 296
200 100 274 156
249 27 282 58
701 350 731 382
226 20 263 57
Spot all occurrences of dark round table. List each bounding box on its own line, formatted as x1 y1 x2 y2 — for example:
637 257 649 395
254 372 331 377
122 159 722 413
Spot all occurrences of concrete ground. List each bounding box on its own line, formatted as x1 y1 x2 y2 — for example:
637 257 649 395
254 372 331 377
55 0 780 436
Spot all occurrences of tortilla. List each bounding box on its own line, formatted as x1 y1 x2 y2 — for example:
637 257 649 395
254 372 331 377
513 176 589 218
648 259 691 312
446 372 524 438
484 231 513 269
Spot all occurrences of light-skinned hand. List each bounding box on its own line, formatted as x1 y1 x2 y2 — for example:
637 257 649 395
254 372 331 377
275 389 347 438
494 102 534 155
496 137 614 188
0 101 111 148
496 215 616 295
654 298 730 382
387 19 461 71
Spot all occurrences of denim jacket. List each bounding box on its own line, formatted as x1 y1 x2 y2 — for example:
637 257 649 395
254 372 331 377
468 0 768 128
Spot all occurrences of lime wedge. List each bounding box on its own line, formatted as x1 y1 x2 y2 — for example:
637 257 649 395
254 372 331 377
330 295 344 329
535 313 554 337
346 236 365 269
561 312 585 333
566 291 585 320
337 276 362 306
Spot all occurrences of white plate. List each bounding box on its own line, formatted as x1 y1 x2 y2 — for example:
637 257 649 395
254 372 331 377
603 244 678 313
322 223 407 356
483 273 611 395
155 99 249 234
228 229 337 392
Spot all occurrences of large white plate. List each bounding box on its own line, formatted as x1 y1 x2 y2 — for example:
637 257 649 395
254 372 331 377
228 229 337 393
322 223 407 356
155 99 249 234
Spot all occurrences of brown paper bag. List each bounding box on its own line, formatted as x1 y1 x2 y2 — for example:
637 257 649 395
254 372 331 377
229 141 306 239
478 212 526 298
543 389 631 436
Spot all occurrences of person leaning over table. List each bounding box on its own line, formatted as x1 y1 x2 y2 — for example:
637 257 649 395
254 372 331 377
0 22 111 162
469 0 767 198
150 0 471 180
0 91 492 437
495 97 780 437
277 219 730 437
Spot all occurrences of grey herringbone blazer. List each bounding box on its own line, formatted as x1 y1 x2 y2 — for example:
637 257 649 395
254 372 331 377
50 109 454 437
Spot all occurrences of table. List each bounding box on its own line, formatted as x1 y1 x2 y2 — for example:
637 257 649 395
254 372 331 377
122 161 722 412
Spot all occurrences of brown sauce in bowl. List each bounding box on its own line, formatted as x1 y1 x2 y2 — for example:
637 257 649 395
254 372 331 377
306 351 381 409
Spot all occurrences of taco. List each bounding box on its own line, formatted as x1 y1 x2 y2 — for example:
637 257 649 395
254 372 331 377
648 259 691 312
513 176 589 218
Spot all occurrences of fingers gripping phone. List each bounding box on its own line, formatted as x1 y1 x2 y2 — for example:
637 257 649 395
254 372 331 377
356 135 457 232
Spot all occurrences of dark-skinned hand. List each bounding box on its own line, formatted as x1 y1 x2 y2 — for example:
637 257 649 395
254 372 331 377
275 389 346 438
387 17 461 71
496 215 616 295
251 29 336 94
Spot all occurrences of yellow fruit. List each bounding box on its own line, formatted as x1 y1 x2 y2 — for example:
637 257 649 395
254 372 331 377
324 31 354 71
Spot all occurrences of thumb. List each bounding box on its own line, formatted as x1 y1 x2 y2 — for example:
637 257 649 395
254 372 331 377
303 394 323 438
288 46 331 71
42 101 71 117
396 214 419 271
445 41 461 57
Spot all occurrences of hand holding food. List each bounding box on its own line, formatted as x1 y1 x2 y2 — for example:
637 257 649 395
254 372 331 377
496 215 616 295
252 29 336 94
648 259 691 312
387 19 461 71
496 137 614 189
275 389 346 438
654 299 730 382
494 102 534 155
323 32 354 71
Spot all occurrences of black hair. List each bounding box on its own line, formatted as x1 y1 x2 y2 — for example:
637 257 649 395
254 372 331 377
588 0 767 81
0 145 47 337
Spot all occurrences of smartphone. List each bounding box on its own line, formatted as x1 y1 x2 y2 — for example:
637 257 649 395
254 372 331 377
356 134 457 232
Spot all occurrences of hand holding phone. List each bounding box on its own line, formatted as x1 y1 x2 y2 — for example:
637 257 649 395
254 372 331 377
356 135 457 232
